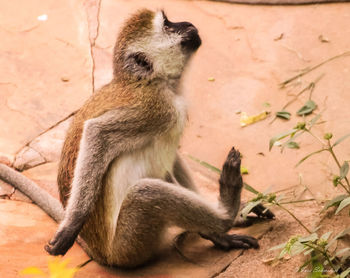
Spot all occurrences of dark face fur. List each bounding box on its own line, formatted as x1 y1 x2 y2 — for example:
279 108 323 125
113 9 201 80
162 11 201 52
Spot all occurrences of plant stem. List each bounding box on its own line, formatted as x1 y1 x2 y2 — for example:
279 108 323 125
327 140 350 192
302 243 337 274
270 77 322 125
338 181 350 195
279 199 315 205
275 202 312 234
279 51 350 88
307 129 327 147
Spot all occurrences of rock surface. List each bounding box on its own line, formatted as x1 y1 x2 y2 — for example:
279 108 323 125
13 117 72 171
0 0 92 162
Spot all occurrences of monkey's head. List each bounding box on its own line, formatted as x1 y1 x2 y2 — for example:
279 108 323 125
113 9 201 81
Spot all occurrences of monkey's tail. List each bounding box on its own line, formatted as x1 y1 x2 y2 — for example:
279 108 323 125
0 163 64 222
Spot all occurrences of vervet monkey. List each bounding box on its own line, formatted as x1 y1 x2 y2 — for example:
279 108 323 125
0 9 273 268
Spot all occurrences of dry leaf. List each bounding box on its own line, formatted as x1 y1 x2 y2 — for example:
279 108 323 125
318 35 330 43
274 33 284 41
240 111 270 127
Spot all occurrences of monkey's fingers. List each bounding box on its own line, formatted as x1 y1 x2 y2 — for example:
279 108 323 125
224 147 241 172
219 147 242 188
212 234 259 251
250 203 275 219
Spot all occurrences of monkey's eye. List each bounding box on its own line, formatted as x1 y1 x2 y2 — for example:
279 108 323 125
127 52 153 74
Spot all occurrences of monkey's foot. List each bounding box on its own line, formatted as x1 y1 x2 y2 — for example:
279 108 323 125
201 233 259 250
220 147 242 189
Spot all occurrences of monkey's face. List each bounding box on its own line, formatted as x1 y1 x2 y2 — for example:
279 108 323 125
117 9 201 80
160 11 201 53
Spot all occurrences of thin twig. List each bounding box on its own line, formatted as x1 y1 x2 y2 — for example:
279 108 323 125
77 259 93 268
270 76 323 125
280 51 350 88
279 198 315 205
327 140 350 192
275 203 312 234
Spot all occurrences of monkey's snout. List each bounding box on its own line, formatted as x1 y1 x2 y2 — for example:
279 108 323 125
181 26 201 52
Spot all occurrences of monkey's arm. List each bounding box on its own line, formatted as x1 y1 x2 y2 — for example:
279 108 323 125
46 109 150 256
173 153 197 192
0 164 64 222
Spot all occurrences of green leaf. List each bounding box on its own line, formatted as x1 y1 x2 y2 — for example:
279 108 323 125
320 231 332 241
308 113 322 129
296 149 327 167
297 100 317 116
303 247 314 256
269 128 298 151
299 233 318 243
275 193 286 202
262 102 271 108
268 242 286 251
334 227 350 240
322 194 348 212
333 132 350 147
290 242 308 256
335 197 350 215
309 260 324 278
276 110 291 120
340 161 349 178
326 227 350 249
286 141 300 149
298 257 314 272
243 182 260 195
340 268 350 278
241 200 262 219
187 155 221 174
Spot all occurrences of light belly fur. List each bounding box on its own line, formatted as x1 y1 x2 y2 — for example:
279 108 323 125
104 134 179 237
104 93 187 247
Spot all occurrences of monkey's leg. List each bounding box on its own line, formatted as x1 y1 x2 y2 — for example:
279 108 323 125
200 147 272 249
219 147 243 219
109 178 257 268
172 153 198 192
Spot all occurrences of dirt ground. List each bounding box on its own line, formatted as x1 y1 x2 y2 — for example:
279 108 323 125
0 0 350 277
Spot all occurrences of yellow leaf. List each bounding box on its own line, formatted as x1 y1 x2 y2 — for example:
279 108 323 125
20 266 45 276
48 257 78 278
240 111 269 127
240 166 249 175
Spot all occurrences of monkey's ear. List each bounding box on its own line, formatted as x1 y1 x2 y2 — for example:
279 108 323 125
125 52 153 77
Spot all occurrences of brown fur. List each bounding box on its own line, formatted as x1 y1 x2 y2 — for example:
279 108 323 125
57 78 178 259
56 9 181 261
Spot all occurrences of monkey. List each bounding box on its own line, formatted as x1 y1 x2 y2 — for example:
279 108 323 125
0 9 274 268
209 0 349 5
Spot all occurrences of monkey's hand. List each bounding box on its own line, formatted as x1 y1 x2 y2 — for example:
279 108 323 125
250 203 275 219
44 226 80 256
200 232 259 250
